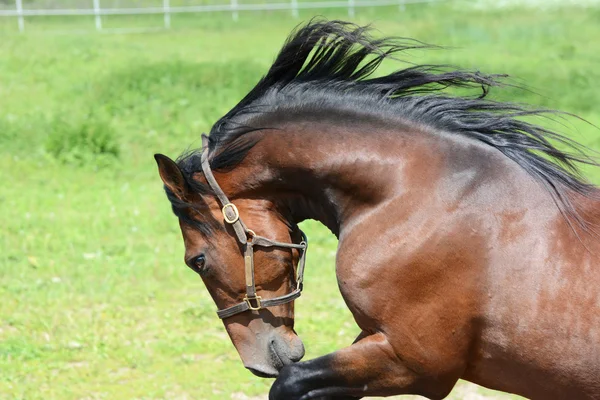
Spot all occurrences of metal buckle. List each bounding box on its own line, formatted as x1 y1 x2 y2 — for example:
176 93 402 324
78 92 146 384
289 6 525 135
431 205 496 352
222 203 239 224
243 295 262 311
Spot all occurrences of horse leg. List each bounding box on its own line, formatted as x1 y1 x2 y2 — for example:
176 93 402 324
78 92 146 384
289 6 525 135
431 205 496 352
285 332 368 400
318 331 370 400
309 331 376 400
269 331 457 400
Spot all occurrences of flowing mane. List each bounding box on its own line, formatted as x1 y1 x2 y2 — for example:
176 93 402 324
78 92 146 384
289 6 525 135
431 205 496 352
171 19 599 231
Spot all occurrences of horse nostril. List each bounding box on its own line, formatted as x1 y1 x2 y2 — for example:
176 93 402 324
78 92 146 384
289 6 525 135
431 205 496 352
269 334 305 366
269 339 287 367
289 351 304 363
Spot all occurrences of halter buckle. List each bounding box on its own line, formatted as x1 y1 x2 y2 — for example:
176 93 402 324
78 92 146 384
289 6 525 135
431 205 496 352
244 295 262 311
222 203 240 224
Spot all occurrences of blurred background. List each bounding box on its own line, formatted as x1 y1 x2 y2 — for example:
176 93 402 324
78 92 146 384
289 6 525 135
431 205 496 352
1 0 599 399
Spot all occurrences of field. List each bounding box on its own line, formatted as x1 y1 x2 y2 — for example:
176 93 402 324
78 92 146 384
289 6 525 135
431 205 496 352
1 2 600 399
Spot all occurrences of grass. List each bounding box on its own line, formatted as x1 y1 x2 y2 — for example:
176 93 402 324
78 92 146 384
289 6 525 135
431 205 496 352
1 2 599 399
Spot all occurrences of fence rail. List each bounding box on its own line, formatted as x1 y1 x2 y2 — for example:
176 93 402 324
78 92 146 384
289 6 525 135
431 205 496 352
0 0 440 32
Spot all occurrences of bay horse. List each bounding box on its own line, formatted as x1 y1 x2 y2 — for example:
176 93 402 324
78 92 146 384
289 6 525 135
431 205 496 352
154 20 600 399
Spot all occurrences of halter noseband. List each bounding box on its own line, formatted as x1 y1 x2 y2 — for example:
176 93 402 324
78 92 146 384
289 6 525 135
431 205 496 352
200 135 308 319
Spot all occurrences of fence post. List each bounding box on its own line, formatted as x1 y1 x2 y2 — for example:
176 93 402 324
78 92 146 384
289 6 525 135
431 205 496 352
291 0 298 18
93 0 102 31
231 0 238 21
163 0 171 28
348 0 355 18
15 0 24 32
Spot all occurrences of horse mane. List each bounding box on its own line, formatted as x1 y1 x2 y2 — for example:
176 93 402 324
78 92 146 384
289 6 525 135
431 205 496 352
173 19 599 232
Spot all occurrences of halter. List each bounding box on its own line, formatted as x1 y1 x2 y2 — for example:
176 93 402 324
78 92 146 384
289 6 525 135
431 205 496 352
200 135 308 319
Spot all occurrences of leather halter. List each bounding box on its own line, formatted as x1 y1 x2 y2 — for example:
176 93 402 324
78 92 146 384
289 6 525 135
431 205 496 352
200 135 308 319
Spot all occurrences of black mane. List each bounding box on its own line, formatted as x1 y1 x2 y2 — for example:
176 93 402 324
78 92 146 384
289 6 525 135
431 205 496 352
172 19 599 232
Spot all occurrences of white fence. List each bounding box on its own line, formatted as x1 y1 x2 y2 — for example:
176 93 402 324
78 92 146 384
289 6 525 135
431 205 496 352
0 0 440 33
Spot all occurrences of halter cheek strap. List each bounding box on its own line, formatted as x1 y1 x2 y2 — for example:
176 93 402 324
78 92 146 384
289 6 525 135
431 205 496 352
200 135 308 319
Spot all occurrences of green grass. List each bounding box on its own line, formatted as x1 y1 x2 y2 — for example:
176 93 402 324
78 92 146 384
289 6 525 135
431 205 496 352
1 3 599 399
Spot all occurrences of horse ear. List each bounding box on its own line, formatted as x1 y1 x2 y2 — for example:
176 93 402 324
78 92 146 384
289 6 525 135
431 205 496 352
154 154 189 200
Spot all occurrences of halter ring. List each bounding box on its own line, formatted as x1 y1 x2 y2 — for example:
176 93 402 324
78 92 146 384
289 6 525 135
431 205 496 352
244 295 262 311
222 203 240 224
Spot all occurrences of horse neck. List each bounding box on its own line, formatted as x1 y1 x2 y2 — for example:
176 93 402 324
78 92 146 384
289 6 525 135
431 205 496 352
218 121 600 247
223 124 442 237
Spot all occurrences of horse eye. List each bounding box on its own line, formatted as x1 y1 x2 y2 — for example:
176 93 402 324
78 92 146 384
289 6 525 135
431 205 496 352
194 254 206 269
187 254 206 274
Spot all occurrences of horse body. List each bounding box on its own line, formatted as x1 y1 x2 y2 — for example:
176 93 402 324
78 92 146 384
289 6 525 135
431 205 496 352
234 120 600 398
155 21 600 399
467 211 600 399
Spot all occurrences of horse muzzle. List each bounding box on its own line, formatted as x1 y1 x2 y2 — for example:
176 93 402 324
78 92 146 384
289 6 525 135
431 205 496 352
244 332 305 378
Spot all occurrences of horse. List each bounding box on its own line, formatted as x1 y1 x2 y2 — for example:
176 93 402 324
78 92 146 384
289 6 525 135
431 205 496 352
154 20 600 399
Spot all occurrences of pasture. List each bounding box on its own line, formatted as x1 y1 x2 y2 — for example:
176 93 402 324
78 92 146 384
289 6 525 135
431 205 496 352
1 3 600 399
